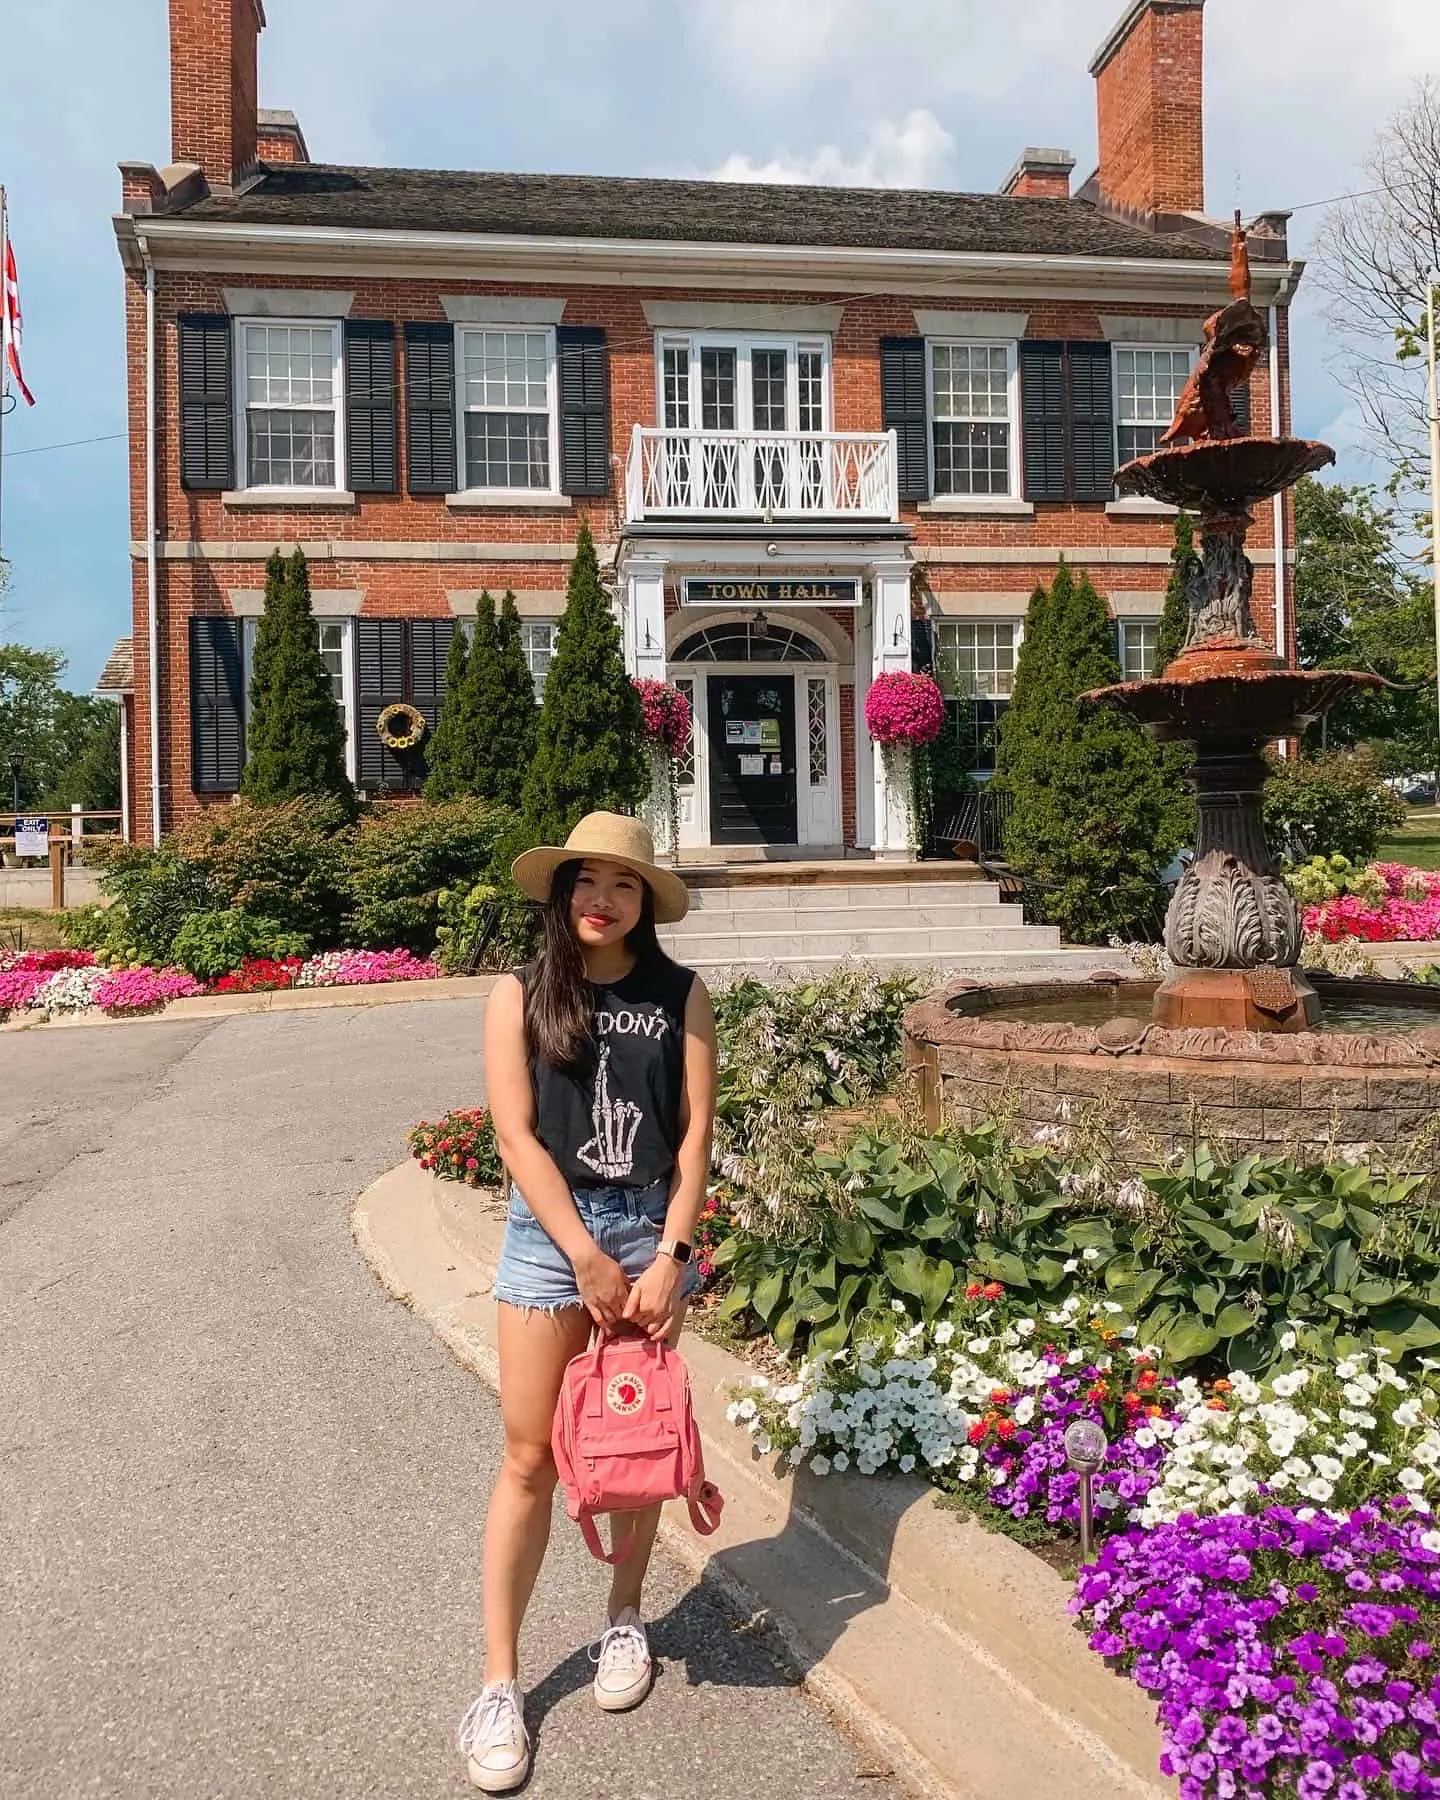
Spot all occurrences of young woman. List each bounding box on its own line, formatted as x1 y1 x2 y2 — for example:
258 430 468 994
456 812 717 1794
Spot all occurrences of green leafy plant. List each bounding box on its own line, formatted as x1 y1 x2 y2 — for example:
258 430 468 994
64 843 218 966
434 879 537 973
422 607 478 801
344 798 517 951
241 549 354 812
408 1106 503 1187
169 796 352 943
1263 747 1407 863
170 908 309 981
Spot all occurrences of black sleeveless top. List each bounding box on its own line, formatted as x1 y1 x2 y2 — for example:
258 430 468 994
520 953 696 1190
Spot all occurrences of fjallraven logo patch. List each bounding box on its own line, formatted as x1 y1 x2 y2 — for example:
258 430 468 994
606 1372 646 1416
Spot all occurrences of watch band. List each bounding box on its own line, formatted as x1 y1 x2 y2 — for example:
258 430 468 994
657 1238 694 1265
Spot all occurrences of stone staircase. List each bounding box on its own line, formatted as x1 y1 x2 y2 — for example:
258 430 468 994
658 865 1115 981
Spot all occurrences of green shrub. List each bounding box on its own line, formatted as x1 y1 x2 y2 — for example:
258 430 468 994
71 842 219 965
170 909 309 980
344 799 517 952
241 549 354 811
1263 748 1406 863
434 879 537 973
169 796 352 942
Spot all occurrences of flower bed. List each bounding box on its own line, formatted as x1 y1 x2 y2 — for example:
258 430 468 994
294 948 440 987
1294 858 1440 944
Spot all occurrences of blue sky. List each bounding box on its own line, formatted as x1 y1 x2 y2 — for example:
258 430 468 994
1 0 1437 689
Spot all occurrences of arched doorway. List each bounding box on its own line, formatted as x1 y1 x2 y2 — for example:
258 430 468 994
669 616 843 850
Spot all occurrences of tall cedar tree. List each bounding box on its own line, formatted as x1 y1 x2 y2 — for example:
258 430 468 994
423 610 477 800
1155 511 1200 673
996 562 1186 942
241 549 354 811
476 592 539 808
520 524 646 843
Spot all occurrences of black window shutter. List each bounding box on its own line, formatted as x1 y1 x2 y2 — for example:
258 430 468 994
556 325 611 496
403 323 457 495
880 337 930 501
344 320 398 493
189 616 245 791
355 618 409 791
407 618 458 790
1019 341 1067 502
1231 375 1253 435
178 314 234 491
1068 341 1116 503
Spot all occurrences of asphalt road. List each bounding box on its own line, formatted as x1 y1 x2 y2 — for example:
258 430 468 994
0 1003 896 1800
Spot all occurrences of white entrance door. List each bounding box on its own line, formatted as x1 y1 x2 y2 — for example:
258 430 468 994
799 672 841 846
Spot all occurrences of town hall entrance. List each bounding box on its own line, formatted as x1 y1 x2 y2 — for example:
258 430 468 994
706 674 798 845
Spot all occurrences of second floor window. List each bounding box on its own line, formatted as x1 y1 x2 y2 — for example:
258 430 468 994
459 327 557 493
929 342 1017 498
1115 347 1195 465
241 321 343 490
658 335 830 434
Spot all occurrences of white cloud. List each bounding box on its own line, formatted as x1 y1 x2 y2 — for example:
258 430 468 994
708 110 955 189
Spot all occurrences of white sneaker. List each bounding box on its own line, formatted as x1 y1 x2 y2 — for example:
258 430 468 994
591 1607 653 1713
457 1680 530 1793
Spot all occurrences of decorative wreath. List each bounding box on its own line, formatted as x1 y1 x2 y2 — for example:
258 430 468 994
375 702 428 751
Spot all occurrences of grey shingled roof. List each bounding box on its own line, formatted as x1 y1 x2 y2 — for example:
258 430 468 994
179 164 1225 262
95 638 134 694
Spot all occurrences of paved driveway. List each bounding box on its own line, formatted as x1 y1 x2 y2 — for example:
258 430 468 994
0 1003 895 1799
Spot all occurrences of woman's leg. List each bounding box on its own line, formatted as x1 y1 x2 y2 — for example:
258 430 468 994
605 1304 689 1619
482 1301 593 1683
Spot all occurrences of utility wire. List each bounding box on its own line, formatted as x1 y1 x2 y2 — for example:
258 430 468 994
2 430 125 460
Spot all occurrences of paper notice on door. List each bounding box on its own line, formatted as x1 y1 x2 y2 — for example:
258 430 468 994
769 756 783 775
739 754 765 776
758 719 782 749
726 721 746 745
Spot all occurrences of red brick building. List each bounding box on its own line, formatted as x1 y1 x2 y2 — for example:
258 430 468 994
109 0 1302 854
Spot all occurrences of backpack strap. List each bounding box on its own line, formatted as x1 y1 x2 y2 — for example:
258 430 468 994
579 1510 637 1566
686 1480 724 1538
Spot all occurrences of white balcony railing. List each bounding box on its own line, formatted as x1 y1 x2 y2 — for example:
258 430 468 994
625 427 899 523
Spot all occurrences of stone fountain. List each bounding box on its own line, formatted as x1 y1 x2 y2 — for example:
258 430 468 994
904 221 1440 1160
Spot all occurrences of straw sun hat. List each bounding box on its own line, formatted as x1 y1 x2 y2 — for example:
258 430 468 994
510 812 690 924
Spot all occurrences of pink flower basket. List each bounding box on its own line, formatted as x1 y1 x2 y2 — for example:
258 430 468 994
632 679 692 759
864 672 946 748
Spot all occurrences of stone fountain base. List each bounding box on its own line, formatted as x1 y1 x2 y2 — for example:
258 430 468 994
904 975 1440 1165
1152 965 1321 1033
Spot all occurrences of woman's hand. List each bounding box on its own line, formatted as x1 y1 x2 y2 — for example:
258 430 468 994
623 1255 684 1342
573 1244 630 1332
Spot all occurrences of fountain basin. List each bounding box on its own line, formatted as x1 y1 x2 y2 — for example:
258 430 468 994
904 975 1440 1164
1115 436 1336 512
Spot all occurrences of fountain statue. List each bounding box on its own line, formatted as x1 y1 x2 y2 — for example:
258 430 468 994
1082 216 1381 1033
903 216 1440 1165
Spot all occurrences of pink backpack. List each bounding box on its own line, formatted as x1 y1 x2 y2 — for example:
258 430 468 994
551 1334 724 1564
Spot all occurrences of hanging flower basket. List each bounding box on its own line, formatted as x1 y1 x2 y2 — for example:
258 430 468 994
375 702 429 751
632 679 692 862
864 671 946 747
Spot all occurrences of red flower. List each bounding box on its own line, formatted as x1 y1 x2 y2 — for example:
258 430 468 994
965 1282 984 1299
1087 1382 1110 1402
1137 1370 1159 1392
989 1389 1011 1406
995 1418 1017 1440
982 1282 1004 1301
967 1421 988 1445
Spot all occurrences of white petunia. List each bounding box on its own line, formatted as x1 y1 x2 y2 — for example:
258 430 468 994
810 1456 831 1476
899 1454 916 1474
1303 1478 1335 1503
754 1433 773 1456
933 1322 955 1345
832 1452 850 1472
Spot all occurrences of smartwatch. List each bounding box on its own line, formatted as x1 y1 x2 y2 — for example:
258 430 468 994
657 1238 694 1265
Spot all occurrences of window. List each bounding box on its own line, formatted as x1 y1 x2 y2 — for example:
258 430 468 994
242 616 355 777
1119 618 1162 682
520 620 558 697
935 620 1020 699
1114 346 1195 465
674 676 695 788
672 623 827 663
657 335 830 434
929 342 1016 498
239 321 343 489
458 327 557 492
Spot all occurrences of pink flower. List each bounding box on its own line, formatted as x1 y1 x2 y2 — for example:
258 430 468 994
631 678 691 758
94 966 204 1015
294 949 441 988
864 672 946 747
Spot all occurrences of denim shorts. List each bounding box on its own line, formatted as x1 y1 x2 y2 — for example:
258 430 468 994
493 1178 702 1314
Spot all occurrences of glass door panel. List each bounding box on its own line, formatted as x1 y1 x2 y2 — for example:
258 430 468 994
751 346 789 508
699 347 738 508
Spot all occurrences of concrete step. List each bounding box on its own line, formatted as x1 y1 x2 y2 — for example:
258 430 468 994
684 881 1006 912
661 924 1063 962
675 948 1130 981
668 902 1023 935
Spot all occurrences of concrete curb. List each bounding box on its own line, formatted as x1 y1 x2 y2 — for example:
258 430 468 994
353 1160 1171 1800
0 974 494 1033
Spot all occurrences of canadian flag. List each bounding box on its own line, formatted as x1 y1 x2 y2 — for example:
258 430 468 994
4 234 36 408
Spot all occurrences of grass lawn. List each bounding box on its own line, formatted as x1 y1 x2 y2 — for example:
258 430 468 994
1378 808 1440 871
0 908 69 952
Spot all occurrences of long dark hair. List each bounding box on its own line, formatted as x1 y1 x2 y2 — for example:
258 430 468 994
525 859 669 1072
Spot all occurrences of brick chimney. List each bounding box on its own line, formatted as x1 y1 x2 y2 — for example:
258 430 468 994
1000 148 1076 201
257 107 310 164
170 0 265 190
1090 0 1206 219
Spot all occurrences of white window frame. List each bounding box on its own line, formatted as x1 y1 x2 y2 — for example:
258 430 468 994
1112 343 1197 469
926 339 1020 501
455 325 561 499
242 615 357 781
1118 616 1163 684
934 617 1023 700
519 618 559 699
654 332 833 434
234 317 346 494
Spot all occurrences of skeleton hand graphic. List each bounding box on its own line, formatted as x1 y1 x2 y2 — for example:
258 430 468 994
576 1044 643 1179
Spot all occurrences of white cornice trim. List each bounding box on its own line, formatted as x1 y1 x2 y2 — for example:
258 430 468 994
222 286 354 317
131 217 1301 305
642 299 844 332
441 294 567 324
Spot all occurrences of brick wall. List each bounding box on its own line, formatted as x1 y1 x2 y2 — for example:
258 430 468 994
169 0 261 187
1093 0 1205 216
